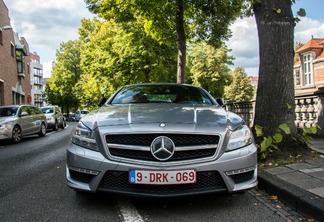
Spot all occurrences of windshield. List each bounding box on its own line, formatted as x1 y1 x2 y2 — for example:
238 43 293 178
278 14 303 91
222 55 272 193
41 107 54 114
0 107 18 117
111 84 214 105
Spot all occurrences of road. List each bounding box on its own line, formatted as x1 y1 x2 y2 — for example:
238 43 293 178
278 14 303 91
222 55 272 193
0 122 305 222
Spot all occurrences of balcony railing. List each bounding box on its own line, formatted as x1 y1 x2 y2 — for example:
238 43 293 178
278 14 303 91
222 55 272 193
224 95 319 129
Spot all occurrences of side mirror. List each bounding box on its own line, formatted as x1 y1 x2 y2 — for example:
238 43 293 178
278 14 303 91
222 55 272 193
20 111 28 117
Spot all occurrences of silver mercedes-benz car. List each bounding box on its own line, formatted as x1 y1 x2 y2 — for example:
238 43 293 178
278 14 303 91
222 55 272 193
66 83 257 197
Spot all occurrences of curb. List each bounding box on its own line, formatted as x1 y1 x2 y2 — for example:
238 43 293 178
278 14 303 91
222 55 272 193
258 170 324 222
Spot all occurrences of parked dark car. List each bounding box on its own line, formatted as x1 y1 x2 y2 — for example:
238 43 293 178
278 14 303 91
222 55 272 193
40 106 66 131
0 105 47 143
67 83 257 197
66 114 76 122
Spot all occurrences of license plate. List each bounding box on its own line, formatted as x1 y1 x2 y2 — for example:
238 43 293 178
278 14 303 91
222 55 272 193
129 169 196 185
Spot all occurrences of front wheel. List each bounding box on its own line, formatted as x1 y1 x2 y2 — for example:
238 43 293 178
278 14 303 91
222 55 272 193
12 125 22 143
60 119 66 129
53 120 58 131
38 123 46 137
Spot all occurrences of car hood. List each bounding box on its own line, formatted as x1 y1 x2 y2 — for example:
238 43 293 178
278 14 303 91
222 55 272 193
0 116 16 124
81 104 243 131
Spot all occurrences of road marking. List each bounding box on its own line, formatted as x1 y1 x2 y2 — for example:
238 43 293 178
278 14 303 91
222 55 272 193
116 197 144 222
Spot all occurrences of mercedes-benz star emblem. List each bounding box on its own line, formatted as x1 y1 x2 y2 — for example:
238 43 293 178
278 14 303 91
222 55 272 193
150 136 175 161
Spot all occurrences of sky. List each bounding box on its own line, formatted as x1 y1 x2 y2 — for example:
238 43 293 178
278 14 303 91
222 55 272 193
3 0 324 78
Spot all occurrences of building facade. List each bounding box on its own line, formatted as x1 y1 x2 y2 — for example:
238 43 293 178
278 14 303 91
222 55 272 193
0 0 31 106
30 52 45 107
294 37 324 96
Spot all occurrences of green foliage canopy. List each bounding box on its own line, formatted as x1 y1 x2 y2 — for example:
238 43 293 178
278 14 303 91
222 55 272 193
84 0 245 82
187 42 233 98
44 40 81 113
224 67 254 102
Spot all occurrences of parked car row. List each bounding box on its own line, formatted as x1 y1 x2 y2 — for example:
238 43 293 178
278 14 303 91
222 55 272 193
0 104 67 143
65 110 89 122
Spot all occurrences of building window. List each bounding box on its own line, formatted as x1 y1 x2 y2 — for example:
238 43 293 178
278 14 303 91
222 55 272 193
16 50 24 74
303 54 313 86
295 70 300 86
10 42 15 57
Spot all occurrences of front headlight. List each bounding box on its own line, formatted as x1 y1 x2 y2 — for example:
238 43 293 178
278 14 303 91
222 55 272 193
71 122 98 151
226 125 253 151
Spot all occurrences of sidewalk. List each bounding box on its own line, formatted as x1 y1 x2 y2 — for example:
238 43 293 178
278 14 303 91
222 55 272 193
257 139 324 221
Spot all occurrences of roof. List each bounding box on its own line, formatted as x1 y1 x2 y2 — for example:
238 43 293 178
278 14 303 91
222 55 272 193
296 38 324 54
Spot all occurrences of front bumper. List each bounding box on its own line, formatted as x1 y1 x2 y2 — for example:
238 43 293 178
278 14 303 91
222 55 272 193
0 126 13 140
66 143 257 197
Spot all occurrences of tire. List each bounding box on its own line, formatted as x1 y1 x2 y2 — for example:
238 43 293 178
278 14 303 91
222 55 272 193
53 120 58 131
38 122 47 137
12 125 22 143
60 119 66 129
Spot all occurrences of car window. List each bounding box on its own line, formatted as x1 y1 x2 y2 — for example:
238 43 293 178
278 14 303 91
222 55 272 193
81 111 89 114
41 107 54 114
0 107 16 117
33 107 43 115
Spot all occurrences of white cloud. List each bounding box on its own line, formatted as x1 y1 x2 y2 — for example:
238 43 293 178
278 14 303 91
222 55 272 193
227 16 324 76
3 0 94 77
226 17 259 76
295 17 324 42
3 0 324 79
43 61 54 78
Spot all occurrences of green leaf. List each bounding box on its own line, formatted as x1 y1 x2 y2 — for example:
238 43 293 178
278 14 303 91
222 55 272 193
255 125 263 137
297 8 306 17
273 133 282 143
271 144 279 150
279 124 291 134
261 136 272 151
294 17 301 23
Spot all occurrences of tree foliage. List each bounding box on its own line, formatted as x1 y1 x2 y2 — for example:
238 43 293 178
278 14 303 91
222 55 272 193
44 40 81 113
224 67 254 102
76 18 177 109
187 42 233 98
84 0 244 83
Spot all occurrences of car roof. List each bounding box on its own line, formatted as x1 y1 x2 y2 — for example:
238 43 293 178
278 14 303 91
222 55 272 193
0 104 34 108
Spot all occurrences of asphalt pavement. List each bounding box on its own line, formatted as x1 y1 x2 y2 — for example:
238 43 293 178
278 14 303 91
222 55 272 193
257 138 324 221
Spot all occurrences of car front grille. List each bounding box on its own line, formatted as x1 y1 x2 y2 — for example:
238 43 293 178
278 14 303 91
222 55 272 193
97 170 227 196
105 133 219 162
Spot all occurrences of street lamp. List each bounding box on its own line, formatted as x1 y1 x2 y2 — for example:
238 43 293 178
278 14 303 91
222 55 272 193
2 25 12 30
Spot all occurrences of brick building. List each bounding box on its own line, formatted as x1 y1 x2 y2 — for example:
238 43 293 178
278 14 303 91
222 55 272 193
0 0 31 106
294 37 324 96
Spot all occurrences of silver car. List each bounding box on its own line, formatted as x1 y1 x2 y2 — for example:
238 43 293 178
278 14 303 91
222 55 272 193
0 105 47 143
67 83 257 197
40 106 66 131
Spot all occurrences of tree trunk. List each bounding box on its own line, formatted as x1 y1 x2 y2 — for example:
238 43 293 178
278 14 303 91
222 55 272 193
176 0 186 83
253 0 298 142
